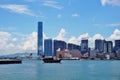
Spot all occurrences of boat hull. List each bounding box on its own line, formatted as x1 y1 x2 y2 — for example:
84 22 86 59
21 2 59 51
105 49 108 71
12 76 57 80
0 59 22 64
43 58 61 63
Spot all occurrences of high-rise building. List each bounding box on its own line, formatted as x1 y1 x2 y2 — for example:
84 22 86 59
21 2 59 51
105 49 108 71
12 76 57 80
115 40 120 50
38 22 43 56
95 39 104 53
103 40 113 53
81 39 88 54
103 40 107 53
107 41 113 53
44 39 53 56
68 43 81 51
54 40 67 56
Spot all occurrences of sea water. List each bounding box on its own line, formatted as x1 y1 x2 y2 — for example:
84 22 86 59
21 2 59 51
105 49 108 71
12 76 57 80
0 60 120 80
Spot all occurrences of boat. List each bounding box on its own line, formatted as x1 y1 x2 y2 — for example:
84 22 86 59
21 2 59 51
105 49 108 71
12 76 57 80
42 57 61 63
0 59 22 64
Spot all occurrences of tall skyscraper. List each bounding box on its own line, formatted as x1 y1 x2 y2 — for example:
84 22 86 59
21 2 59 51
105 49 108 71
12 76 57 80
115 40 120 50
103 40 113 53
107 41 113 53
95 39 104 53
103 40 107 53
44 39 53 56
81 39 88 54
38 22 43 56
54 40 67 56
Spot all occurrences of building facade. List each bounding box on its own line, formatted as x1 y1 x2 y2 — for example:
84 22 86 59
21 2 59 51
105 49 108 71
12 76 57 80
103 40 113 53
38 22 43 56
44 39 53 56
81 39 88 54
68 43 80 51
115 40 120 50
107 41 113 53
54 40 67 56
95 39 104 53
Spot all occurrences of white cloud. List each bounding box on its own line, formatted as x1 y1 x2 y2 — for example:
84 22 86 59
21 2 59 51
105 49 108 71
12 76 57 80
101 0 120 6
43 32 48 39
0 4 37 16
22 32 37 50
43 0 63 9
0 31 49 55
53 29 88 45
0 31 11 41
68 33 89 45
54 28 67 41
0 31 11 45
12 32 28 37
0 31 23 55
67 33 104 48
12 38 17 42
89 34 104 48
108 29 120 41
92 34 104 40
101 0 108 6
78 33 89 40
72 13 80 17
1 28 120 55
68 36 78 44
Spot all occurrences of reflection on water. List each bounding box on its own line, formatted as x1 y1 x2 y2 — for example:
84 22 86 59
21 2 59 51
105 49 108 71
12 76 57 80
0 60 120 80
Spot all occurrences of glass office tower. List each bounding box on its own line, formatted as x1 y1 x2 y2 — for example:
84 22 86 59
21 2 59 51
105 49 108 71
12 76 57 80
115 40 120 50
54 40 67 56
95 39 104 53
81 39 88 54
44 39 53 56
38 22 43 56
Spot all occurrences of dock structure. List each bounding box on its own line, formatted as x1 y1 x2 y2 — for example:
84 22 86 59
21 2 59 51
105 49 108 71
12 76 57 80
0 59 22 64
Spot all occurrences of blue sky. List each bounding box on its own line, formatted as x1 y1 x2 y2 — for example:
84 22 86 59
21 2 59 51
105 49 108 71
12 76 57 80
0 0 120 55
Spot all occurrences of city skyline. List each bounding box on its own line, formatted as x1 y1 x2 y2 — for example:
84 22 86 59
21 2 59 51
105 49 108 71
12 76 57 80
0 0 120 55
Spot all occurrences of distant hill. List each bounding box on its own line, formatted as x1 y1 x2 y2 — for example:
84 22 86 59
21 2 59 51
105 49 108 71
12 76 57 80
0 51 38 59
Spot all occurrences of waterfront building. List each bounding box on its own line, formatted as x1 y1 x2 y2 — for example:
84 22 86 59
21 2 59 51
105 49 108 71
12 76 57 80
114 40 120 50
116 50 120 58
68 43 81 51
90 50 96 59
44 39 53 56
81 39 88 54
103 40 113 53
70 50 81 59
88 47 91 56
95 39 104 53
107 41 113 53
103 40 107 53
56 49 72 59
37 22 43 56
54 40 67 56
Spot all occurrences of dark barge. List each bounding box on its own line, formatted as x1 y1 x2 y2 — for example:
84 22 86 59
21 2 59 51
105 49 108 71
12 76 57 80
0 59 22 64
43 58 61 63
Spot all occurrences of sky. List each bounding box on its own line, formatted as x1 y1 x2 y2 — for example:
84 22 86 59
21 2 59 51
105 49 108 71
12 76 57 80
0 0 120 55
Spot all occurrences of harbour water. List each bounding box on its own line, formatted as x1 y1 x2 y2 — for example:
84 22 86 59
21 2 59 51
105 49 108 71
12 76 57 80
0 60 120 80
